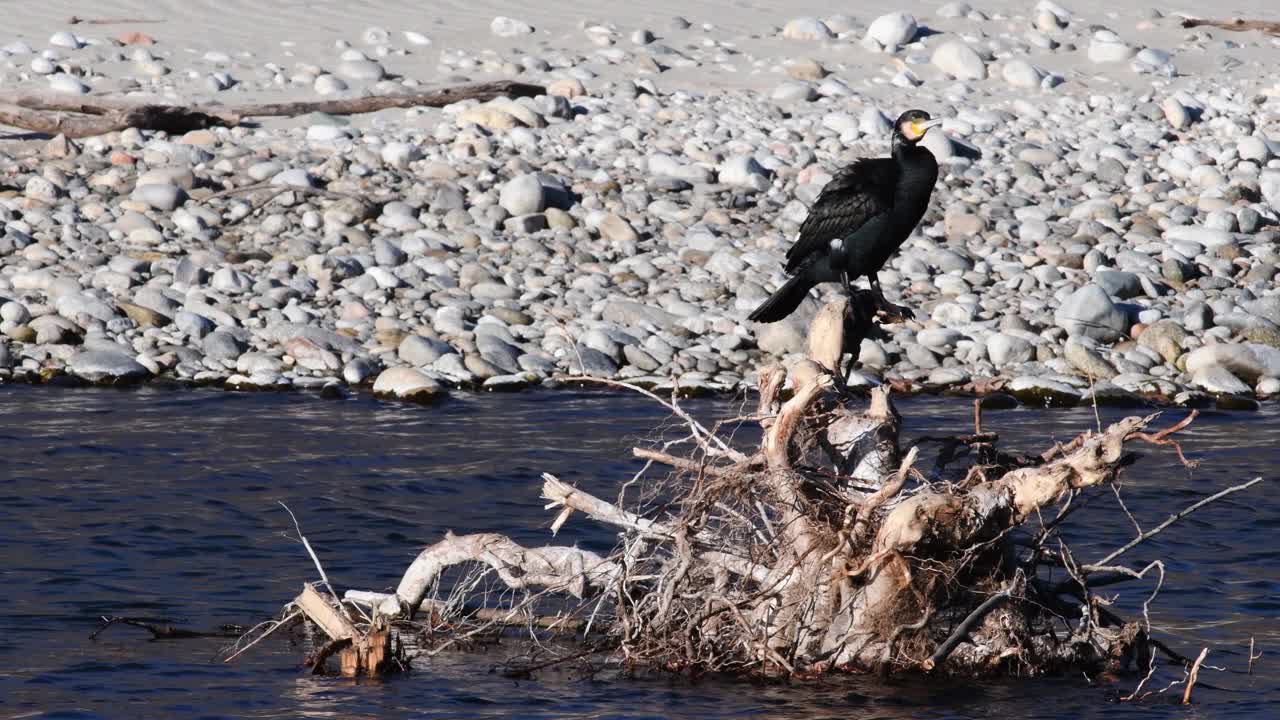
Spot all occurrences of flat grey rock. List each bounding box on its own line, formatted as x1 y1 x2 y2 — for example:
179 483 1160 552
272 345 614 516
68 350 150 384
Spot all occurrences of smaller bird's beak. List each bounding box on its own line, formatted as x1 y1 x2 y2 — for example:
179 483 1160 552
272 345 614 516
920 118 943 133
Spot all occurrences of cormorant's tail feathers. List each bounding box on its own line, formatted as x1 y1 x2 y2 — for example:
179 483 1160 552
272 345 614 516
748 274 814 323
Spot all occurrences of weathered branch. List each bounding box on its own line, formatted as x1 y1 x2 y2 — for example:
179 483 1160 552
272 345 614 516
295 583 356 641
631 447 746 478
1083 476 1264 573
542 472 675 538
344 591 587 631
922 576 1019 671
0 81 546 138
375 532 619 619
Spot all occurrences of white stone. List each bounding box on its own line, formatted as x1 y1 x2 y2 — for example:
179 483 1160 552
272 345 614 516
719 156 769 190
381 141 421 168
1238 136 1272 164
1162 97 1190 129
373 367 445 399
1186 343 1280 384
1261 169 1280 214
1163 225 1234 248
130 184 187 211
1054 284 1128 343
1088 35 1136 64
987 333 1035 366
491 16 534 37
500 173 546 216
781 17 833 41
1001 60 1044 88
68 350 150 384
1 301 31 324
306 125 353 142
315 74 348 95
859 108 892 137
404 31 431 45
1034 0 1072 24
1191 365 1251 394
49 31 82 49
48 73 88 94
363 27 390 45
271 169 317 188
932 41 987 80
336 59 385 81
866 13 917 50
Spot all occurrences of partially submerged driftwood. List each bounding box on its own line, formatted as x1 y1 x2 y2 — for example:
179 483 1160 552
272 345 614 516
0 80 545 138
235 294 1262 693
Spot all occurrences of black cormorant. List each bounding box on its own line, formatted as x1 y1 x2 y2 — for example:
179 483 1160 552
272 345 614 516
748 109 942 323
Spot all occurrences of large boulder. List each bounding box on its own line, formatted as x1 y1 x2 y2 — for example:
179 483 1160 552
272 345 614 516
1185 343 1280 384
1054 284 1128 343
67 349 150 384
372 367 447 402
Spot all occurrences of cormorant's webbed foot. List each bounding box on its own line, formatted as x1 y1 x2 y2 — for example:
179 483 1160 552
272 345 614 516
868 276 915 322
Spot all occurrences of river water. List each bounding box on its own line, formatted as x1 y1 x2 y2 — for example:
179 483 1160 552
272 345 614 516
0 385 1275 719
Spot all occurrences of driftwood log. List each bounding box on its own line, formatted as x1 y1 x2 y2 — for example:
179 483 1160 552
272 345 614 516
1179 16 1280 37
239 293 1263 690
0 80 545 138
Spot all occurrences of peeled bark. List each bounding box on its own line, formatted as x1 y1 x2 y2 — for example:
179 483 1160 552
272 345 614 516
372 531 619 620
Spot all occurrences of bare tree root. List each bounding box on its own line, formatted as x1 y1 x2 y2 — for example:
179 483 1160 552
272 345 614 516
240 295 1263 690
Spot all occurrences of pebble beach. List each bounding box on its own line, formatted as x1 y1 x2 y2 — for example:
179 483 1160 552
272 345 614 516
2 0 1280 407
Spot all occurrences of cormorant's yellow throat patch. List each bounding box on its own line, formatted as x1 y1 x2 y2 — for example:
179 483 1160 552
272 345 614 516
904 118 941 140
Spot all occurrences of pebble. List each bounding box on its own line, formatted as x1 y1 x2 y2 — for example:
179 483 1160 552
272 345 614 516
0 6 1267 407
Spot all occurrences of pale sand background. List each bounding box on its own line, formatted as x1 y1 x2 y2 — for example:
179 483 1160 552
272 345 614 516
3 0 1278 104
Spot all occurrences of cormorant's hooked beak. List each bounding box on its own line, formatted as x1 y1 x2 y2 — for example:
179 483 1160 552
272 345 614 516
918 118 943 134
903 117 943 141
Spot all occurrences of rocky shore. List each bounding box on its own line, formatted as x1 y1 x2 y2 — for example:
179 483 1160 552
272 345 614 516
2 2 1280 407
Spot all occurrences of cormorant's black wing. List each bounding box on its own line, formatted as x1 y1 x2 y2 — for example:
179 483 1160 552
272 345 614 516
784 158 896 273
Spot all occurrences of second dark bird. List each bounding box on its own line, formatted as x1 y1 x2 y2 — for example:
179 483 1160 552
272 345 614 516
748 109 943 323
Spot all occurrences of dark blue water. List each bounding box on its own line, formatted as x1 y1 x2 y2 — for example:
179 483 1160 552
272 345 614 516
0 386 1275 719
